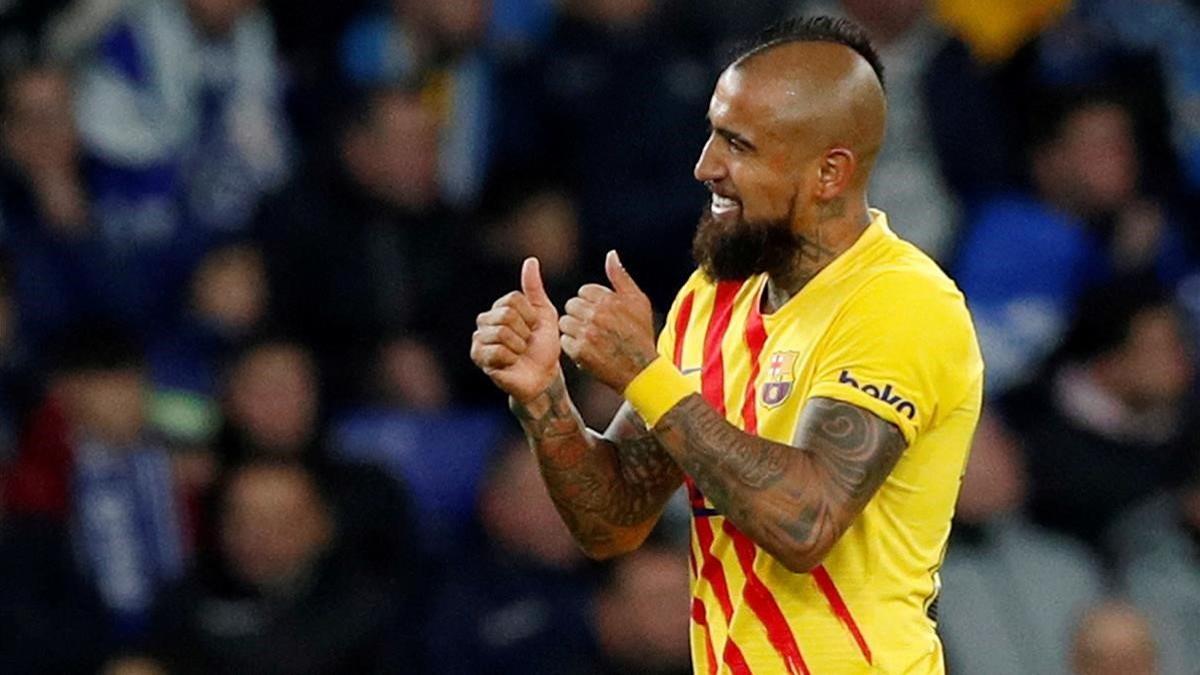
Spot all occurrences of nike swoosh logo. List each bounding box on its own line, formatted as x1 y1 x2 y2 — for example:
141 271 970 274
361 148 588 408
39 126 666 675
681 367 702 375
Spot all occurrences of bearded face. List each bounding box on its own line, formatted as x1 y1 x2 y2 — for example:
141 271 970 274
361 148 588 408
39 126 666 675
691 205 814 282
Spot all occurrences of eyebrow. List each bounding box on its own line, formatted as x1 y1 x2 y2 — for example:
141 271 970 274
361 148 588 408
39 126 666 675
709 119 757 152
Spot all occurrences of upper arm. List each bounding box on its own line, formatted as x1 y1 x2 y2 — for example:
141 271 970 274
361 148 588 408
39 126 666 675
792 396 907 532
807 272 982 444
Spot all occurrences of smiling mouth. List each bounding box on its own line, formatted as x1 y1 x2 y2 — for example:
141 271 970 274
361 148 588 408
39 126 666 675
711 193 741 215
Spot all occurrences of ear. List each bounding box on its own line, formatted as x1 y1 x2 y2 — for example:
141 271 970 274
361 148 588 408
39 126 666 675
814 148 857 201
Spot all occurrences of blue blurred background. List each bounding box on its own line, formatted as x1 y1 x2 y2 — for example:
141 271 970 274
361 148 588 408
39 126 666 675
0 0 1198 673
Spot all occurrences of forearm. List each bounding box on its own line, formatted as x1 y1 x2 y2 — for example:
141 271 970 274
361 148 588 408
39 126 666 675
651 395 903 572
511 377 683 558
651 395 825 569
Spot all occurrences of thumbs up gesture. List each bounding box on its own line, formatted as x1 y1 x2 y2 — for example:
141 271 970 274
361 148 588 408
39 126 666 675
560 251 658 392
471 258 563 402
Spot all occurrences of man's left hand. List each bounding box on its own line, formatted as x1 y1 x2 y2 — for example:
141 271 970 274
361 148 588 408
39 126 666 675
560 251 658 392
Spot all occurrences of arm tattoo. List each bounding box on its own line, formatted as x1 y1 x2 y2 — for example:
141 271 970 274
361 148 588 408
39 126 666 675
654 395 906 569
511 380 683 555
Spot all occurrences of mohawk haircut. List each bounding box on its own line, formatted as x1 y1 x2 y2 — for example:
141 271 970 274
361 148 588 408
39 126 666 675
731 16 886 92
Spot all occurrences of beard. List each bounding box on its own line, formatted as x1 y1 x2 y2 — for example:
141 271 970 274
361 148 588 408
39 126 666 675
691 206 811 282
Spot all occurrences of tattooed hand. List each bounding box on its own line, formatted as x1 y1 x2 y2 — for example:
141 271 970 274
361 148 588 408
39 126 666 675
560 251 658 392
471 258 562 402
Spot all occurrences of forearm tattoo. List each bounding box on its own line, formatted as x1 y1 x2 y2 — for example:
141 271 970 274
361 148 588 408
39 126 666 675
511 380 683 553
655 395 905 566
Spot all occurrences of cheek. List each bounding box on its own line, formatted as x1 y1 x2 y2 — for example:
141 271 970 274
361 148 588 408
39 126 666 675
731 167 790 217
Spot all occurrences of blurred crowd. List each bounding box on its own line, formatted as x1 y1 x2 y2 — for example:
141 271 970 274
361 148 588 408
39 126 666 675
0 0 1198 673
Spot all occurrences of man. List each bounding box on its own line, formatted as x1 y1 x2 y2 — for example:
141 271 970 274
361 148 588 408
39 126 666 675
144 460 411 673
471 17 983 674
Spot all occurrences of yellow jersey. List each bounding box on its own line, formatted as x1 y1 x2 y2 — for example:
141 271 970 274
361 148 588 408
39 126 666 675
657 210 984 674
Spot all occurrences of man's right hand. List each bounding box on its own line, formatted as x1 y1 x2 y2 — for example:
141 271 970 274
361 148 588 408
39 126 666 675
470 257 562 402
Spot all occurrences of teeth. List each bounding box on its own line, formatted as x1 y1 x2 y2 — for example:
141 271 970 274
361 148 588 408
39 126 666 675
712 194 739 208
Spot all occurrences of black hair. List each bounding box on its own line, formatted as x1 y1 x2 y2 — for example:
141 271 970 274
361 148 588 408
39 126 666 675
730 16 885 91
215 455 331 512
1025 87 1131 152
334 81 424 139
1053 275 1175 366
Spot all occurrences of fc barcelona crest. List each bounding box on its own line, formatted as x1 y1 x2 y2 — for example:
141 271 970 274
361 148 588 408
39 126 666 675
761 351 799 408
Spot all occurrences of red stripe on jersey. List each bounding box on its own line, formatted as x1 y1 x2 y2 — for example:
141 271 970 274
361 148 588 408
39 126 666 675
695 519 752 673
694 516 735 622
812 565 874 665
729 287 811 673
693 280 753 672
721 636 754 675
672 289 707 510
702 281 742 415
726 522 812 675
673 291 696 370
691 597 718 675
740 296 768 434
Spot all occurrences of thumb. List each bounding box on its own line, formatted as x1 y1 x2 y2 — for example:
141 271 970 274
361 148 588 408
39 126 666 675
605 250 641 296
521 257 552 307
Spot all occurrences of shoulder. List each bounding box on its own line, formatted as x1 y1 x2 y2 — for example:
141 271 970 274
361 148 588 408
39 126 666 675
849 241 971 325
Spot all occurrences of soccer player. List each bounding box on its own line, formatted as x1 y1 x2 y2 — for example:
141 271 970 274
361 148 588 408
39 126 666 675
471 17 983 674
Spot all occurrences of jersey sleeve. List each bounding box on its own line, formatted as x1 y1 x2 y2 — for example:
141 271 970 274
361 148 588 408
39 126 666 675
805 272 983 445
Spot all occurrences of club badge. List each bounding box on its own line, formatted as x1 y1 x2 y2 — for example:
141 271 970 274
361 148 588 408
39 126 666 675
762 351 799 408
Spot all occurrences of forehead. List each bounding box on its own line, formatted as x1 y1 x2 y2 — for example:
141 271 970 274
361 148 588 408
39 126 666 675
707 65 801 138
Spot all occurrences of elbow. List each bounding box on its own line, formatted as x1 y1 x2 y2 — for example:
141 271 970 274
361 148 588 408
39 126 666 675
771 539 835 574
578 539 638 561
576 527 648 561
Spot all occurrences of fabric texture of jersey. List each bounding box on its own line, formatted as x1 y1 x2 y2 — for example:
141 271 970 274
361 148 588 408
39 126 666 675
657 210 984 674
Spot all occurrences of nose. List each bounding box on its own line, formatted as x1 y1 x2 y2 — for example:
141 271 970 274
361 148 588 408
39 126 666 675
693 134 725 184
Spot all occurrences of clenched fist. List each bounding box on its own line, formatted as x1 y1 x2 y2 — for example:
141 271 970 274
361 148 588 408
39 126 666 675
560 251 658 392
470 258 562 402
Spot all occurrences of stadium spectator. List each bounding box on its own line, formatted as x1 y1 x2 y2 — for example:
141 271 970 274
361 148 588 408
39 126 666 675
453 180 584 402
590 543 691 675
1109 452 1200 674
932 0 1071 65
2 321 189 645
497 0 713 306
1003 279 1199 559
372 335 452 412
1072 0 1200 194
798 0 962 260
218 339 422 583
425 435 602 673
999 0 1193 204
144 460 413 674
74 0 290 238
955 92 1197 393
1070 601 1159 675
146 242 269 450
340 0 494 207
255 86 463 405
0 61 140 342
938 410 1104 675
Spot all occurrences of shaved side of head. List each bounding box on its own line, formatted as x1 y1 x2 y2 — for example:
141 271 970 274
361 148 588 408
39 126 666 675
728 17 888 189
735 41 886 186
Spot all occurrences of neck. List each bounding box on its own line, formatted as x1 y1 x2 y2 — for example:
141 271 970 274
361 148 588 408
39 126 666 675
763 196 872 313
